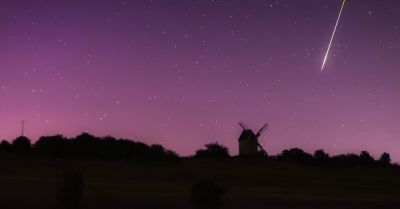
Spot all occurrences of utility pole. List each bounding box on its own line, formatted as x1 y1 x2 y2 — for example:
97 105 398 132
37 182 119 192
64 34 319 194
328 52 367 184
21 120 25 136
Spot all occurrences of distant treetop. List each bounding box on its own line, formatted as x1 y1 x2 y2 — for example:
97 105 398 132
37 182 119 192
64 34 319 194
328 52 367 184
195 143 230 158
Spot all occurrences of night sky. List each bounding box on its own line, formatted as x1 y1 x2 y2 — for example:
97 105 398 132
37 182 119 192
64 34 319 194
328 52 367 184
1 0 399 160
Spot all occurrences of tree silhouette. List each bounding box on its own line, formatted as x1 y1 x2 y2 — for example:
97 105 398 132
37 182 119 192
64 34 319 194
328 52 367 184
195 143 230 158
70 133 98 158
0 140 11 152
12 136 31 153
190 179 227 209
34 135 68 156
360 151 375 165
312 149 330 166
331 153 364 167
149 144 179 161
165 150 180 161
378 152 391 166
58 171 84 209
278 148 312 163
27 133 180 161
0 132 394 167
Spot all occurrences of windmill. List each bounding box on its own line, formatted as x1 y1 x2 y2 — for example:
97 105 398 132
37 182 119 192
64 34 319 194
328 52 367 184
238 121 269 156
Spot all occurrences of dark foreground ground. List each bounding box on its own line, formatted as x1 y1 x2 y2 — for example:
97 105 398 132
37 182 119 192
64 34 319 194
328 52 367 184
0 153 399 209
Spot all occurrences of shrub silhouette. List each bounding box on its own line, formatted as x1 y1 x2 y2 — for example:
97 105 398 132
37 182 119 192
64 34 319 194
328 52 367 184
12 136 31 153
195 143 230 158
58 171 84 209
190 179 227 209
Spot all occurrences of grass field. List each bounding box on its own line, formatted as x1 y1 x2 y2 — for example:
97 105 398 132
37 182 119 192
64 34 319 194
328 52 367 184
0 153 399 209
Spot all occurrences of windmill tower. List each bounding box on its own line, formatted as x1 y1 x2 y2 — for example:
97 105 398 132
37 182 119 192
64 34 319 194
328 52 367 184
238 121 268 156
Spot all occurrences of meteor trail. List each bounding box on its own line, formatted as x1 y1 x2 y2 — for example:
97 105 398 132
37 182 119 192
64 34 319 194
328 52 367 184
321 0 346 71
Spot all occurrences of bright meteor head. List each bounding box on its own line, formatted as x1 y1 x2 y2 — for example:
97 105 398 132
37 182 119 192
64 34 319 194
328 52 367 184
321 47 329 71
321 0 346 71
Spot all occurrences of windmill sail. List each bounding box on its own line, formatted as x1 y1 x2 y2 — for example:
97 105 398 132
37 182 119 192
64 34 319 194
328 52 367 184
238 121 269 156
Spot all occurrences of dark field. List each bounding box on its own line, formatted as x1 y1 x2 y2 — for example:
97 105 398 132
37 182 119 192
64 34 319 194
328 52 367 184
0 153 399 209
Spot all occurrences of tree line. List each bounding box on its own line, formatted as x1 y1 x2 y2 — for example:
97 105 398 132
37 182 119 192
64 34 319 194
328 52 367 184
0 134 394 166
276 148 392 167
0 133 179 161
194 143 393 167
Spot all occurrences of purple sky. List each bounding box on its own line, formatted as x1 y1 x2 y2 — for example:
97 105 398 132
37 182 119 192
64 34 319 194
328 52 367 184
0 0 399 160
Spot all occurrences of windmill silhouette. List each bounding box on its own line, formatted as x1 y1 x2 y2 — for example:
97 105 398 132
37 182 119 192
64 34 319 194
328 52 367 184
238 121 268 156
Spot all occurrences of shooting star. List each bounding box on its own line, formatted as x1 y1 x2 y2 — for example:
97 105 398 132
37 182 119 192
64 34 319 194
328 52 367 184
321 0 346 71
